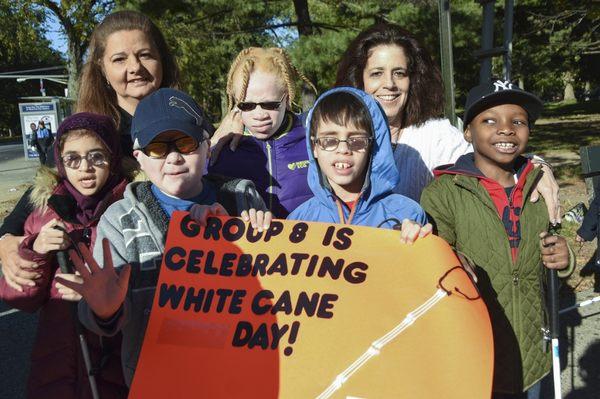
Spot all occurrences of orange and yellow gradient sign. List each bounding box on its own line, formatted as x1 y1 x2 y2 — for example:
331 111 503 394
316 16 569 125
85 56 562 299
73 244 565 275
129 213 493 398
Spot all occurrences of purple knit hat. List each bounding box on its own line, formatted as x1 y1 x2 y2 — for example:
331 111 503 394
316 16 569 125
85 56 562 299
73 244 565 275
54 112 121 177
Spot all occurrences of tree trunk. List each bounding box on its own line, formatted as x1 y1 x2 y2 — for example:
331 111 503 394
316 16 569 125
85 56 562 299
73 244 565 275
292 0 316 110
562 71 576 102
67 41 81 100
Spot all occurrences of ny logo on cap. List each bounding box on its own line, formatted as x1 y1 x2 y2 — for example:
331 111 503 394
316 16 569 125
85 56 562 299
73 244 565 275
493 80 514 92
169 96 202 126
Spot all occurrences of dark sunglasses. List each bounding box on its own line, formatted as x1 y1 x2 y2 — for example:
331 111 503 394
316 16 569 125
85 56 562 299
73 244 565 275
61 151 109 169
237 94 286 112
142 136 201 159
312 136 372 152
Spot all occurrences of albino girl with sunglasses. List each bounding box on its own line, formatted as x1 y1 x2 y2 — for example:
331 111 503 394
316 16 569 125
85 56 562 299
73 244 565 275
209 47 317 218
0 113 129 398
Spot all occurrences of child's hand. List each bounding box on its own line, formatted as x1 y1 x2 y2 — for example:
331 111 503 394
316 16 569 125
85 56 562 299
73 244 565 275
241 209 272 232
33 219 68 254
540 232 569 270
190 203 229 226
576 234 586 243
399 219 433 244
55 272 83 301
55 238 131 320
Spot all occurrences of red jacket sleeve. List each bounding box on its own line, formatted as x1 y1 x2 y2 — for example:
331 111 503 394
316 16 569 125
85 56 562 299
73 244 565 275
0 211 57 313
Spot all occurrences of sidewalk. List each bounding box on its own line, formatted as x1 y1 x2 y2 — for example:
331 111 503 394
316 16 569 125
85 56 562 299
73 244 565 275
0 144 38 213
560 288 600 398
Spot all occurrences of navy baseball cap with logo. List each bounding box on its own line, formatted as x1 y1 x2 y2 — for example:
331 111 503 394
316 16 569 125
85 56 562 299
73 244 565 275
463 79 544 127
131 88 215 149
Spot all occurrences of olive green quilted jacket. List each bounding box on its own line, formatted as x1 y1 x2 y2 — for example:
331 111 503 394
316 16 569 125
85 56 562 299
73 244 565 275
421 167 573 394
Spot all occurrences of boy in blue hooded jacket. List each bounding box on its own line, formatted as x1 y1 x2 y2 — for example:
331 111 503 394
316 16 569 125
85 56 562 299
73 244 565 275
288 87 429 239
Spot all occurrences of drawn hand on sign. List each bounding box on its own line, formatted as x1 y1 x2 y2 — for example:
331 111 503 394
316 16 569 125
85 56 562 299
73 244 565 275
399 220 433 244
241 209 273 232
190 203 229 226
55 238 131 320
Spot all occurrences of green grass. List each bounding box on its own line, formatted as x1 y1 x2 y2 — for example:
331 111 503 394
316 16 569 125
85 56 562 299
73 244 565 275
541 100 600 118
528 119 600 154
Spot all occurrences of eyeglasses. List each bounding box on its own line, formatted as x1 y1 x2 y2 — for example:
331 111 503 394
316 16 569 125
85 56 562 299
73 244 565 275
142 135 200 159
237 95 286 112
312 136 372 152
61 151 109 169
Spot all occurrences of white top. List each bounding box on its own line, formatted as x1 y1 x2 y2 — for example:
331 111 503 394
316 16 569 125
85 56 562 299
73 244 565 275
392 118 472 201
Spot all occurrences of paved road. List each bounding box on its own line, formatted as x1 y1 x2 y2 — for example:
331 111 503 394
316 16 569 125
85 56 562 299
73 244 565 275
0 143 38 399
0 143 598 398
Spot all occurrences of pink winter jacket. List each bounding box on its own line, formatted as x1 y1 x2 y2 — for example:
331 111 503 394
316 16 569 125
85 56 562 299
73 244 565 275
0 168 129 399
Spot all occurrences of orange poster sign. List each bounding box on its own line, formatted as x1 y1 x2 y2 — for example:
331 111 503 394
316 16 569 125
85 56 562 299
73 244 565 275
129 212 493 398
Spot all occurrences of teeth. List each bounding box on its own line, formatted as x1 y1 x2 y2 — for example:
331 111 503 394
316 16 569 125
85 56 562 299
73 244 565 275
377 95 398 101
334 162 351 169
494 142 515 148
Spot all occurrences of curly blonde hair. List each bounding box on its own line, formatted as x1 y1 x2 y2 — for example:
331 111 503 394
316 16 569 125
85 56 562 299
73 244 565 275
226 47 316 111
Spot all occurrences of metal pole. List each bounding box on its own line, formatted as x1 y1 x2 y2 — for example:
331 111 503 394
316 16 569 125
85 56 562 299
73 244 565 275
548 268 562 399
438 0 457 127
479 0 496 84
503 0 514 81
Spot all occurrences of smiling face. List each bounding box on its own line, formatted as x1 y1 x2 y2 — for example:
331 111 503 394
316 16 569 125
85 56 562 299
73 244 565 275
61 133 111 196
235 70 287 140
133 130 209 199
362 44 410 128
465 103 530 175
102 29 163 114
312 118 372 202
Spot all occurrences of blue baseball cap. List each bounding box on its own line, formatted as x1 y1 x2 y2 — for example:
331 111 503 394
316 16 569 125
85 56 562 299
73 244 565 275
463 79 543 127
131 88 215 149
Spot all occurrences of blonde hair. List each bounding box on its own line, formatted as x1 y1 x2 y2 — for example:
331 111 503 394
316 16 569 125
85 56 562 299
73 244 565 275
226 47 316 111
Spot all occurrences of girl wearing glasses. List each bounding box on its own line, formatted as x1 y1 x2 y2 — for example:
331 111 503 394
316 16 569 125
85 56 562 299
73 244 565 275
0 113 129 399
209 47 317 218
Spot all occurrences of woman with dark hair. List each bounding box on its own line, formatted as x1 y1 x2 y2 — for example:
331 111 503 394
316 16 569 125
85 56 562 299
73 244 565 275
0 10 179 294
335 22 559 219
335 23 470 201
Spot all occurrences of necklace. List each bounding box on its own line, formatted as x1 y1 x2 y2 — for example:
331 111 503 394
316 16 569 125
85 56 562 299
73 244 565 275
390 127 402 150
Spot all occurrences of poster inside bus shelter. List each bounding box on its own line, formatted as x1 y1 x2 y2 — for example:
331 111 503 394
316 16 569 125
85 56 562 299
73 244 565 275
19 101 59 159
130 213 493 398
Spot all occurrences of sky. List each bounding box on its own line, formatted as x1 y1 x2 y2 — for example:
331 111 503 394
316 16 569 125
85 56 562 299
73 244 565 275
44 14 68 55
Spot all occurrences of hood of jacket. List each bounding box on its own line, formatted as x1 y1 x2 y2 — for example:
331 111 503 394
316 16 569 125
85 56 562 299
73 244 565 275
304 86 399 209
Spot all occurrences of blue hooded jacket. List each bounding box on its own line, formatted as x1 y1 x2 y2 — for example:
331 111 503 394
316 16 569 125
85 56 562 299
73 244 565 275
288 87 426 228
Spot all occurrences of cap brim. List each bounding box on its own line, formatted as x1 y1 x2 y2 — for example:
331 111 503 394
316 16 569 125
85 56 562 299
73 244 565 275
464 90 543 126
135 119 209 148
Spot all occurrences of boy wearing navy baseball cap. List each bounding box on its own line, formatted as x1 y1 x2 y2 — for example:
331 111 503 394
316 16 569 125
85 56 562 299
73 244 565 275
421 80 574 397
66 88 270 386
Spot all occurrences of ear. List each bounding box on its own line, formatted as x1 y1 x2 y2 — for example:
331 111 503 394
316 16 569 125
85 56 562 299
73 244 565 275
133 150 145 170
312 142 319 160
464 126 472 143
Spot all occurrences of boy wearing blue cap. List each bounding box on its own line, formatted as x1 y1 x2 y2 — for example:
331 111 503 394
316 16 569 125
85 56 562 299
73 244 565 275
57 88 269 386
421 80 575 398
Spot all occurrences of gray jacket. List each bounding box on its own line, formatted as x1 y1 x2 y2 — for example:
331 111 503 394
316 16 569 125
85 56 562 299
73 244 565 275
78 176 267 386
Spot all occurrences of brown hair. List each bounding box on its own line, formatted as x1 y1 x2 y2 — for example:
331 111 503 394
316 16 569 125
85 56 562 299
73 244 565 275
76 10 180 127
335 23 444 128
309 92 373 141
226 47 316 111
